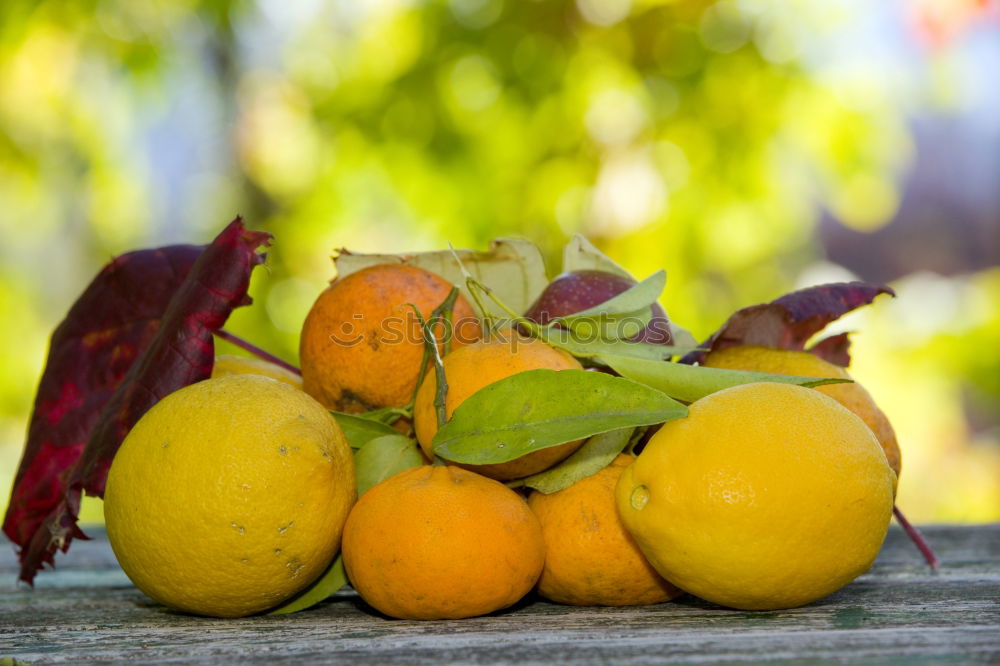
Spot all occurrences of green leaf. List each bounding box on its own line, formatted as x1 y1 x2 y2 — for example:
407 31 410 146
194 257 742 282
267 554 347 615
333 239 548 320
517 427 633 494
562 307 652 342
331 412 400 449
599 354 853 403
432 369 687 465
358 406 410 425
354 434 425 496
537 326 697 361
561 234 633 279
555 270 666 321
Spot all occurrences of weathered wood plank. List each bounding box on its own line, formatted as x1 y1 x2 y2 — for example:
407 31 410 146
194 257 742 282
1 525 998 664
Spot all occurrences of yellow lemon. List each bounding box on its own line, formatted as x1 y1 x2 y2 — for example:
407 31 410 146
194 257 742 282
701 345 901 478
104 374 356 617
616 382 895 611
211 354 304 390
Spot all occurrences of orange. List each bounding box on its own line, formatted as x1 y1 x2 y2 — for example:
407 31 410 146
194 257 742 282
341 465 545 620
413 333 584 480
300 264 481 413
701 345 901 477
528 454 683 606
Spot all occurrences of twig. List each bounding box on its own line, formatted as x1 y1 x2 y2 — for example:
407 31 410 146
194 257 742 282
213 329 301 376
893 505 940 570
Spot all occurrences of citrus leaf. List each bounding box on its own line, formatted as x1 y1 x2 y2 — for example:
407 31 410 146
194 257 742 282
600 354 852 404
562 307 653 342
4 218 269 585
331 412 402 449
537 326 696 361
432 369 687 465
517 427 633 494
354 435 425 496
561 234 632 279
333 239 548 320
554 271 666 321
267 554 347 615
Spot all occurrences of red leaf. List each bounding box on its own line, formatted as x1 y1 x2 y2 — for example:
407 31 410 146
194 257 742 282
3 218 271 584
682 282 895 366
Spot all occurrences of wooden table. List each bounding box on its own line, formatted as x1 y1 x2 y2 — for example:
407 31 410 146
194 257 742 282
2 525 998 664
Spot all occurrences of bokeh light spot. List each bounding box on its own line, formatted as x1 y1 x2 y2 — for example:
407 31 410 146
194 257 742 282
448 54 501 111
585 87 648 146
699 1 752 54
832 171 900 232
590 151 666 236
577 0 632 27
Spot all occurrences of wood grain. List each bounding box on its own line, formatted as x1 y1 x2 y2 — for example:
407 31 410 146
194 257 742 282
1 525 998 664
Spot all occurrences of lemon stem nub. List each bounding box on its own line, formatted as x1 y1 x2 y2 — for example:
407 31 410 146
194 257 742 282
630 485 650 511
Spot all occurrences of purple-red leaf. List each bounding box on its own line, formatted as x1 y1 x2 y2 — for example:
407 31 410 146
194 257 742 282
3 218 271 584
682 282 895 366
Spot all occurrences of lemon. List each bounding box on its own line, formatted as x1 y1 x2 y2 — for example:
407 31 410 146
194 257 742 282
211 354 304 390
104 375 356 617
701 345 901 478
616 382 895 611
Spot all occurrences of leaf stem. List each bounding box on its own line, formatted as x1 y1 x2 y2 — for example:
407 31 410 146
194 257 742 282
465 277 542 339
213 329 301 375
893 505 940 570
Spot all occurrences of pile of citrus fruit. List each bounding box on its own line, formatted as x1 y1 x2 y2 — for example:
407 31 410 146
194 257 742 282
103 243 903 619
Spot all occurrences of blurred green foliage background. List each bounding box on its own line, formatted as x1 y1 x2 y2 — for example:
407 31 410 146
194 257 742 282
1 0 998 525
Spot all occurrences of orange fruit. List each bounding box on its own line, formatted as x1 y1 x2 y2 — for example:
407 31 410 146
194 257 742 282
528 454 683 606
701 345 901 478
300 264 481 413
413 333 584 480
341 465 545 620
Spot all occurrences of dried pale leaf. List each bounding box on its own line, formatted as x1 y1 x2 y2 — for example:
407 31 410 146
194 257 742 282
333 239 548 319
561 234 632 278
